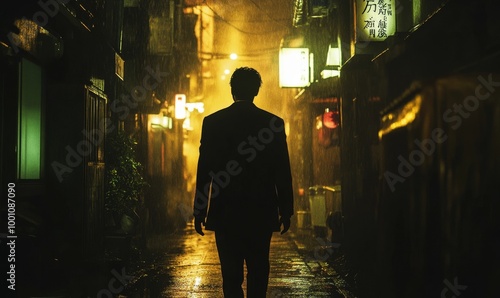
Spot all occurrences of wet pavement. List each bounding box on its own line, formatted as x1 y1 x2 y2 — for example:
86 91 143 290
120 223 356 298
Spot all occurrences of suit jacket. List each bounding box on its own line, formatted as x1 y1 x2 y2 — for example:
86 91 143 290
193 100 293 232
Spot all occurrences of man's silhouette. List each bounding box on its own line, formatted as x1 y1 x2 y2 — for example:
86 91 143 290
193 67 294 297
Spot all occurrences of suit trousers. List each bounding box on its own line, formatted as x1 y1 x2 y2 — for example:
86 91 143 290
215 229 273 298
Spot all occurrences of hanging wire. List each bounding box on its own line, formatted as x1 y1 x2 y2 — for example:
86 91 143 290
202 0 288 35
196 47 279 60
197 5 287 25
246 0 289 29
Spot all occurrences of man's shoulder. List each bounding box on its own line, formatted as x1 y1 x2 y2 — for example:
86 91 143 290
203 106 231 122
256 107 282 120
203 103 284 124
252 107 285 125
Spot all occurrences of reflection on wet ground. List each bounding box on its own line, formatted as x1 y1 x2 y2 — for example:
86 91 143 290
122 223 353 297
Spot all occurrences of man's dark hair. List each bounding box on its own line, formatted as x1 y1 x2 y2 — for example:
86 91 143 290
230 67 262 101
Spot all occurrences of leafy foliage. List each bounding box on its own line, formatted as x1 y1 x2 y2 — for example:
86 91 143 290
105 131 148 217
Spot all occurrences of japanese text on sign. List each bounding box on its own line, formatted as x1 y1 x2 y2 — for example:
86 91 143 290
356 0 396 42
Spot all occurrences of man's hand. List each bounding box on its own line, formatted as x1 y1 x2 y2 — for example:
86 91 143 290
195 217 205 236
280 216 291 235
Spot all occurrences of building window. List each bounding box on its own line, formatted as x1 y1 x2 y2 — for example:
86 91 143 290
18 58 42 179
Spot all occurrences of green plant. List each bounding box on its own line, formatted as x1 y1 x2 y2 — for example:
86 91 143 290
105 131 148 218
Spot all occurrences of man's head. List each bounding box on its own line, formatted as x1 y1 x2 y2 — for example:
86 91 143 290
230 67 262 101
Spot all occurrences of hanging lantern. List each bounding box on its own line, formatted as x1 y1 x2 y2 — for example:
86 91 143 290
323 108 340 129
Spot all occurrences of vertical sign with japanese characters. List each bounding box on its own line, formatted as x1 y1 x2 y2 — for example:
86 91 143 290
356 0 396 42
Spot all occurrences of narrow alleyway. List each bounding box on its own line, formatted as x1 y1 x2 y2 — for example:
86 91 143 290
121 223 355 298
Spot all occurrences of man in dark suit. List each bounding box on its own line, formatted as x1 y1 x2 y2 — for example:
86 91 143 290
193 67 294 297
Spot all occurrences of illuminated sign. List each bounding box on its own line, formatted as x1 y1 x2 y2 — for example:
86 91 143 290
326 45 341 67
356 0 396 42
279 48 311 88
174 94 186 119
115 53 124 80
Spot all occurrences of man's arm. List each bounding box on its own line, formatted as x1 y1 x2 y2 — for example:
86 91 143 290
193 118 213 235
274 118 294 230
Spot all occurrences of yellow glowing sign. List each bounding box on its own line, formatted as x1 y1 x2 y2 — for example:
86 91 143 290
279 48 311 88
356 0 396 42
